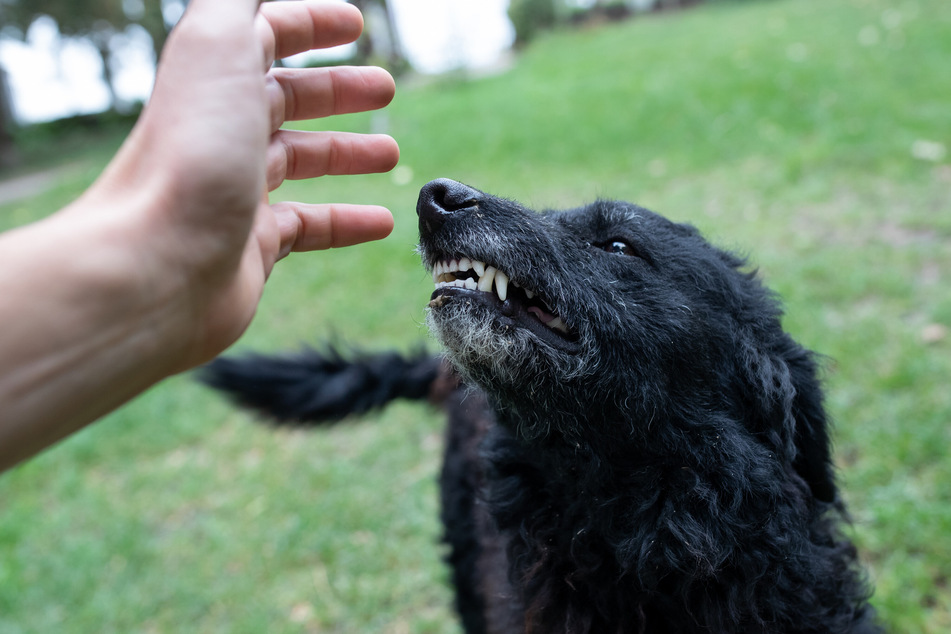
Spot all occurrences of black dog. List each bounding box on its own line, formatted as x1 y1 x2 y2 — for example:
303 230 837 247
203 179 880 633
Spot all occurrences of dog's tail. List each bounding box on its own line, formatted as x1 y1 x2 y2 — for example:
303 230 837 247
199 347 455 425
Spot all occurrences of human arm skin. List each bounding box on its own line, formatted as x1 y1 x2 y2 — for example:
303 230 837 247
0 0 400 471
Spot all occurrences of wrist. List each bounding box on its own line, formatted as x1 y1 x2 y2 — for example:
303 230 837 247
0 202 188 400
0 208 177 467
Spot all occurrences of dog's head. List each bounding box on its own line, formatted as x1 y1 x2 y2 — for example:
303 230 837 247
417 179 835 502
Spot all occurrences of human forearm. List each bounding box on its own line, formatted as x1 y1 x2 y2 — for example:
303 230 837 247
0 206 192 470
0 0 398 471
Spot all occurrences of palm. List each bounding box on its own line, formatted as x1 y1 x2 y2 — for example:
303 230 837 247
96 0 398 369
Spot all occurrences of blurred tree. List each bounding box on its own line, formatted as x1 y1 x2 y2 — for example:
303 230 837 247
348 0 407 74
142 0 171 63
0 64 17 168
508 0 557 47
135 0 182 66
0 0 178 113
510 0 706 45
0 0 127 108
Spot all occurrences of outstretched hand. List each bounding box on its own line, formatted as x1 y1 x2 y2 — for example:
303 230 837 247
0 0 399 469
88 0 399 367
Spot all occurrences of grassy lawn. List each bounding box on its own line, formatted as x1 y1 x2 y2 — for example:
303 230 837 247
1 0 949 631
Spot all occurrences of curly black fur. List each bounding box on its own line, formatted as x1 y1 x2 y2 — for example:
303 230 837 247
202 179 880 633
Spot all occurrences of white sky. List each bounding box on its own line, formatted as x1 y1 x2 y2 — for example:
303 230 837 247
0 0 514 124
389 0 514 73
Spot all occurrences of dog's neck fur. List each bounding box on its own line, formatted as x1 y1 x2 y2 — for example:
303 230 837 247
478 398 864 633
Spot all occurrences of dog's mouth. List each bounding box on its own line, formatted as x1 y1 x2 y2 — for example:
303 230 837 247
428 255 579 350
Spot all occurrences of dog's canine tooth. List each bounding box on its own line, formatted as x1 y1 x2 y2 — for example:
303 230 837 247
431 255 566 331
478 266 497 292
496 271 509 302
548 316 568 333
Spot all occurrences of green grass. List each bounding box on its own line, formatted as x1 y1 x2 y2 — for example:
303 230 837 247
1 0 949 630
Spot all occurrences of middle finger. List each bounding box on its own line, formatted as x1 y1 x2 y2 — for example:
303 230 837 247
266 66 396 131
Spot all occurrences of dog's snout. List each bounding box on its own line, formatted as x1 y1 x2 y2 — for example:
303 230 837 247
417 179 482 235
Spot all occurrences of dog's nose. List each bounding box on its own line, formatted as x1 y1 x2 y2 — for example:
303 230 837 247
417 178 482 235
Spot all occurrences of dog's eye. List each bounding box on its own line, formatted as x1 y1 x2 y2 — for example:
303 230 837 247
597 240 636 257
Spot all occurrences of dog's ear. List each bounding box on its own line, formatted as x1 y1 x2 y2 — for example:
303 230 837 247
784 346 837 504
738 334 837 504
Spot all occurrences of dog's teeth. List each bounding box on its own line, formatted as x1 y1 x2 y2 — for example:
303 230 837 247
430 255 570 335
548 316 568 333
496 271 508 302
479 266 497 292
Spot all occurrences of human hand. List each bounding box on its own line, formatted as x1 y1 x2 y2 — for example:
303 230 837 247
81 0 400 369
0 0 401 466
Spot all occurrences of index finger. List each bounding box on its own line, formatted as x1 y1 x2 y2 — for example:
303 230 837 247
256 1 364 66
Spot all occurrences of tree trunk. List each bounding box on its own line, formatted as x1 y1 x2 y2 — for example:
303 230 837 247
380 0 407 74
143 0 170 65
349 0 375 65
0 66 18 170
94 39 121 112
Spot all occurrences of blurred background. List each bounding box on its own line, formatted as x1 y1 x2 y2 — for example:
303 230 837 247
0 0 949 632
